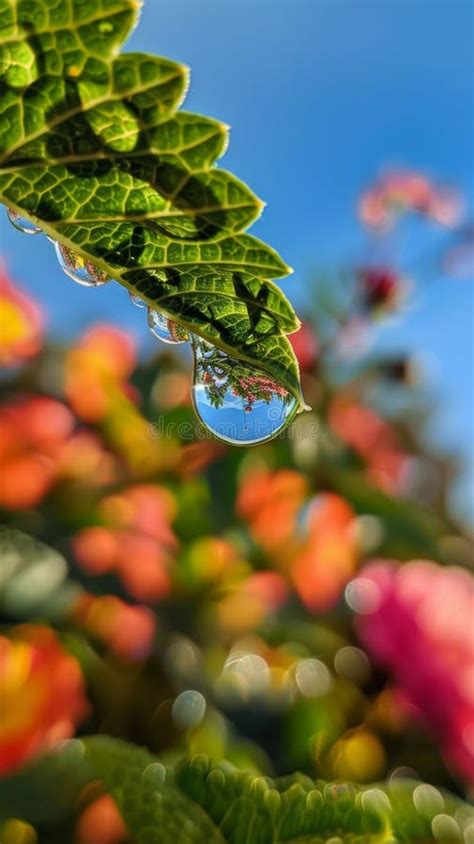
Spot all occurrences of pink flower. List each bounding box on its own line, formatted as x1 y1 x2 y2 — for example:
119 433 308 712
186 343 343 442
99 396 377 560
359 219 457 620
359 170 463 230
354 559 474 783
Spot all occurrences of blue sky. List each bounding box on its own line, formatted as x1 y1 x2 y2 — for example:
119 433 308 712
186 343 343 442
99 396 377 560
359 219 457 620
1 0 473 518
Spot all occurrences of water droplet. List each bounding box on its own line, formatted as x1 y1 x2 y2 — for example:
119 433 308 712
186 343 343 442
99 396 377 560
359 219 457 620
191 336 298 445
219 651 270 699
345 577 381 614
55 242 109 287
171 690 206 729
7 208 42 234
413 784 445 817
129 291 146 308
295 658 331 698
147 307 189 343
334 646 371 685
142 762 167 787
361 788 392 816
431 814 461 841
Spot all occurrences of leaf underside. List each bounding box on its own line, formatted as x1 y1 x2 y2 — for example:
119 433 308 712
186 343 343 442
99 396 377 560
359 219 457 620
0 0 303 403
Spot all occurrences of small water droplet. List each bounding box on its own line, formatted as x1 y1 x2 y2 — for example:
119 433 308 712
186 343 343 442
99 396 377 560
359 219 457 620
147 307 189 343
7 208 42 234
129 291 146 308
345 577 382 614
191 336 298 445
172 689 207 729
142 762 167 787
295 658 331 698
55 242 109 287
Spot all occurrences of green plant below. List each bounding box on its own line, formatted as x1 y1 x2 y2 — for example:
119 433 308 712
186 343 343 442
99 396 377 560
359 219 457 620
0 738 470 843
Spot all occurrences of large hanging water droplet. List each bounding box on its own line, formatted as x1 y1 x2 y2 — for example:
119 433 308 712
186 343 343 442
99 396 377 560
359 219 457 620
55 242 109 287
129 291 146 308
191 336 298 445
147 307 189 344
7 208 42 235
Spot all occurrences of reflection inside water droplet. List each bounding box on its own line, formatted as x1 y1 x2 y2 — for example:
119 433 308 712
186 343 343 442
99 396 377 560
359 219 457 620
191 336 298 445
7 208 42 234
129 291 146 308
147 307 189 344
55 242 109 287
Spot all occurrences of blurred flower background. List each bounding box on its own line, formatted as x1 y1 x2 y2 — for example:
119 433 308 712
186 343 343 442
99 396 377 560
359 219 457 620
0 1 473 841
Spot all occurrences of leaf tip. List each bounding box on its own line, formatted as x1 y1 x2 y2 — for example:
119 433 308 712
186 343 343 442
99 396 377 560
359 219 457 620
179 64 192 100
217 123 231 157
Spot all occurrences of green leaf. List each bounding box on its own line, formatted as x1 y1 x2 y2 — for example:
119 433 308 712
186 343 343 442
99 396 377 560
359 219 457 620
0 738 469 843
84 738 226 843
0 0 303 404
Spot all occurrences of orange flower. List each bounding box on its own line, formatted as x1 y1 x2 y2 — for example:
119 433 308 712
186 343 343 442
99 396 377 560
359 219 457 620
0 265 44 367
71 594 156 661
73 484 177 602
179 440 226 475
0 625 88 775
216 572 289 634
328 396 410 494
238 470 358 612
293 493 358 612
75 794 129 844
56 430 118 487
115 533 171 601
237 468 308 555
64 324 177 474
65 325 136 424
185 536 240 585
0 396 75 509
99 484 177 545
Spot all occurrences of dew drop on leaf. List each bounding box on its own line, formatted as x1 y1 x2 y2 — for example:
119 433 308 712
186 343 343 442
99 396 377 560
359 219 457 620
7 208 42 234
129 291 146 308
191 335 298 445
55 242 110 287
147 307 189 344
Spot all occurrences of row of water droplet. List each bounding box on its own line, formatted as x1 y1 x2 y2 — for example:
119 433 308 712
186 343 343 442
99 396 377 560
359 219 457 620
6 209 299 445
